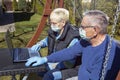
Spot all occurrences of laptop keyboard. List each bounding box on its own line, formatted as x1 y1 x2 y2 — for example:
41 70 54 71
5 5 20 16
13 48 29 62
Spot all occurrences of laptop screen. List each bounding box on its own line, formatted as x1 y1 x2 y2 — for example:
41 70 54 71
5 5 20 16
4 30 14 57
4 30 40 63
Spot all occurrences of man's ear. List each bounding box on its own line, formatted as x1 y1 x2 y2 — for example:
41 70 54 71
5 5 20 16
94 26 101 33
93 26 100 36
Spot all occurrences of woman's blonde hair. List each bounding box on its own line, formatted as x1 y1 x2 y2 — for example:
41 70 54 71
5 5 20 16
50 8 69 22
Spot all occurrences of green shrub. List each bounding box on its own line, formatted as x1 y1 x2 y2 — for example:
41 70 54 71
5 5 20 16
35 0 45 15
18 0 27 11
12 0 18 11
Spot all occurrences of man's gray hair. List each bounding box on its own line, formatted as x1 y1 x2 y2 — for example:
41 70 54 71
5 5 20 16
50 8 69 22
83 10 109 34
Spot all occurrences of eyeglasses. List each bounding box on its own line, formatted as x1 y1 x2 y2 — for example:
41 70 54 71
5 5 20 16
80 25 95 29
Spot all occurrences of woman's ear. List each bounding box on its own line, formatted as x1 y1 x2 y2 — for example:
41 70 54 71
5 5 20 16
61 21 66 26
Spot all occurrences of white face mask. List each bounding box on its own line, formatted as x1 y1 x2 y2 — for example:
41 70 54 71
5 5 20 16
79 28 97 41
51 24 61 32
79 28 91 41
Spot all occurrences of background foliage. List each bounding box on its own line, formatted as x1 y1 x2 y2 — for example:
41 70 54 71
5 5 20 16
12 0 18 11
18 0 27 11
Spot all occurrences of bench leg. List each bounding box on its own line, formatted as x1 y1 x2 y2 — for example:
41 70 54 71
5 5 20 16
11 75 16 80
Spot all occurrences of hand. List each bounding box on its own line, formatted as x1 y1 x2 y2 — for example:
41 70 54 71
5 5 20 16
31 44 41 51
25 56 47 67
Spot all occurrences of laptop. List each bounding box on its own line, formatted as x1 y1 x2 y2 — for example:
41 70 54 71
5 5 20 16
4 30 40 63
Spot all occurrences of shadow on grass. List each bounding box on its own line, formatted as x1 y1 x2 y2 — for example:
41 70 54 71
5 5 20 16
0 12 35 26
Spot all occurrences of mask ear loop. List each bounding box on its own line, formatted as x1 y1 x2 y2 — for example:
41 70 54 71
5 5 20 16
90 27 98 39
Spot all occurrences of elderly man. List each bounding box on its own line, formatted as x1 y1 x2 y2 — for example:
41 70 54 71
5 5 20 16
25 10 120 80
30 8 80 78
